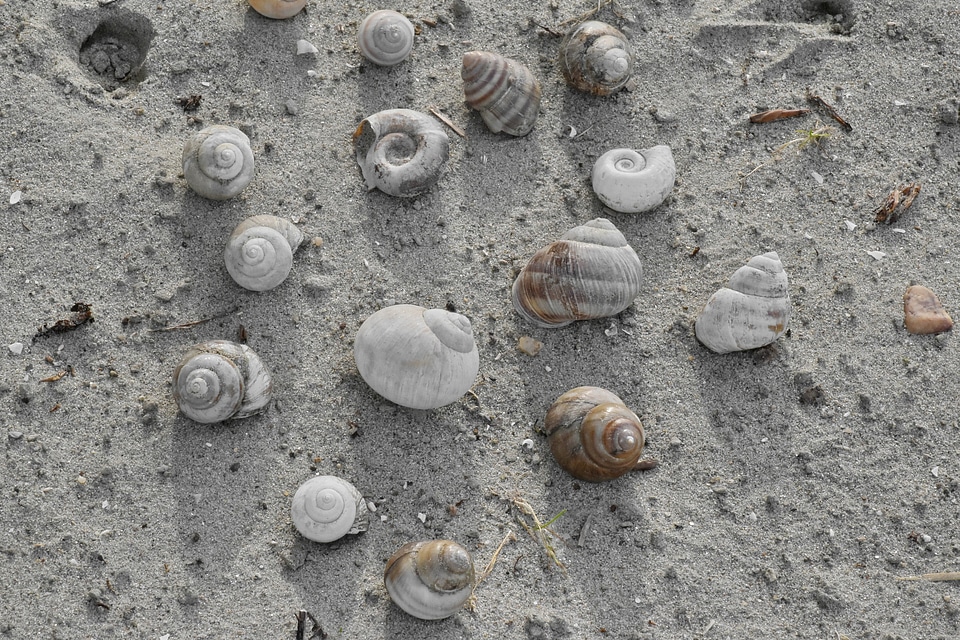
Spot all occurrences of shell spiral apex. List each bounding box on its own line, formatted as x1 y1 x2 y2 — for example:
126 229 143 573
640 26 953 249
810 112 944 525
384 539 475 620
248 0 306 19
182 125 254 200
172 340 272 423
358 10 415 66
560 21 635 96
592 146 676 213
224 215 304 292
291 476 369 543
462 51 542 137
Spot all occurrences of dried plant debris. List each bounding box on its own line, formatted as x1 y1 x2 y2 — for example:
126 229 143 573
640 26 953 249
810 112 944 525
874 182 920 224
177 95 202 112
34 302 94 340
294 610 326 640
749 108 810 124
806 90 852 131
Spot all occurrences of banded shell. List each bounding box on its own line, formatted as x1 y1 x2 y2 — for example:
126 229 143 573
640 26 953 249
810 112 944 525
559 21 634 96
695 251 791 354
224 215 304 292
512 218 643 328
182 125 254 200
358 10 415 66
248 0 306 19
592 146 676 213
462 51 542 137
172 340 272 424
384 540 475 620
291 476 369 543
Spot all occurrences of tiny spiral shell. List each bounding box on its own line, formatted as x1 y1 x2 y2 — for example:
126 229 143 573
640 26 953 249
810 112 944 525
358 10 415 66
384 540 475 620
224 215 304 292
592 146 676 213
559 21 634 96
248 0 306 19
462 51 542 137
172 340 273 424
291 476 369 543
182 125 254 200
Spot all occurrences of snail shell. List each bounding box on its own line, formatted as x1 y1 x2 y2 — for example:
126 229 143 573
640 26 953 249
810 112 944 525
544 386 651 482
353 109 450 197
512 218 643 328
353 304 479 410
462 51 542 137
182 125 254 201
291 476 369 543
224 215 304 292
592 146 676 213
694 251 791 354
559 21 635 96
248 0 306 19
384 539 475 620
358 10 415 66
172 340 272 423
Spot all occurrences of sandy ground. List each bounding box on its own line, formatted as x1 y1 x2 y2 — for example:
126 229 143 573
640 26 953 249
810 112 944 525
2 0 960 638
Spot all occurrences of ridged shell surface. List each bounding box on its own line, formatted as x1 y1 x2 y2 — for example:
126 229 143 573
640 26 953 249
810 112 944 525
248 0 306 19
291 476 369 543
592 146 676 213
182 125 254 200
384 540 475 620
172 340 272 423
462 51 542 137
358 10 415 66
559 21 634 96
224 215 304 292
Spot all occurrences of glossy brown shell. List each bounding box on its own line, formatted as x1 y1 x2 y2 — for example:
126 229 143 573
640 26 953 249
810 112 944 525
559 21 634 96
462 51 542 136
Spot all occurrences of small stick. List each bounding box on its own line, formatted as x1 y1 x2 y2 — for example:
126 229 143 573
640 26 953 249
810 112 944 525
897 571 960 582
806 90 852 131
531 20 564 37
749 108 810 124
147 309 237 332
428 106 467 139
476 530 517 584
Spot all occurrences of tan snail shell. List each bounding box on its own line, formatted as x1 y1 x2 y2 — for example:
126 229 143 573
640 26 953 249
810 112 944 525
172 340 272 424
358 10 415 66
512 218 643 328
695 251 791 354
559 21 635 96
291 476 369 543
182 125 254 200
543 386 654 482
592 146 676 213
248 0 306 19
384 540 475 620
224 215 304 292
462 51 542 137
353 109 450 197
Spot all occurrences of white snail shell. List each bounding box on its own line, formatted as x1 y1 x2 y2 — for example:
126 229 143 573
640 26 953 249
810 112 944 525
248 0 306 19
358 10 414 66
695 251 791 354
384 539 475 620
172 340 273 423
353 304 479 410
591 146 676 213
291 476 369 543
182 125 254 200
559 21 635 96
353 109 450 197
224 215 304 292
462 51 542 137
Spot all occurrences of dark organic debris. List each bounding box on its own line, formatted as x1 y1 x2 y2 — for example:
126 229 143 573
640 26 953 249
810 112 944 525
34 303 94 340
806 90 852 131
874 182 920 224
294 610 326 640
177 95 203 112
749 108 810 124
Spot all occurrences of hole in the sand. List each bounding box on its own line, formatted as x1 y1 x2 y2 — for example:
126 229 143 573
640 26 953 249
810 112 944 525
78 10 155 91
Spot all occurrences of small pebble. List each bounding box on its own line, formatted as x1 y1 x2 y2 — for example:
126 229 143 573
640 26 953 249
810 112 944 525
8 342 23 355
516 335 542 356
9 190 21 205
417 512 427 524
904 285 953 335
296 39 318 55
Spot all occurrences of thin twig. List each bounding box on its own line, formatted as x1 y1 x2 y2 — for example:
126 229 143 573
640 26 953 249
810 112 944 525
147 309 237 332
428 106 467 138
476 530 517 584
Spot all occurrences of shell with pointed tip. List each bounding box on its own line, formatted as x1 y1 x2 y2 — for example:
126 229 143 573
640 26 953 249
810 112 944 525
695 252 791 353
512 218 643 328
182 125 254 200
172 340 272 423
358 10 415 66
560 21 634 96
592 146 676 213
462 51 542 137
353 109 450 197
224 215 304 292
291 476 369 543
248 0 306 19
353 304 479 409
384 540 475 620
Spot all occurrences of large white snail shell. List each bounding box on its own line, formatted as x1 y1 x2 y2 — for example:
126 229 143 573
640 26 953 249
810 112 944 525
384 539 475 620
462 51 542 137
358 10 414 66
559 21 635 96
182 125 254 200
248 0 306 19
353 304 480 410
224 215 304 292
172 340 273 423
592 146 676 213
291 476 369 543
695 251 791 354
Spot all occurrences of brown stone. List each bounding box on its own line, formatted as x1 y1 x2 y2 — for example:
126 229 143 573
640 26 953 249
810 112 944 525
904 285 953 335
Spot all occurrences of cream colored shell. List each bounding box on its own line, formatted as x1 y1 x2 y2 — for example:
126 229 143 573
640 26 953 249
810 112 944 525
384 540 475 620
182 125 254 200
462 51 542 137
291 476 369 543
248 0 306 19
591 146 676 213
172 340 272 423
224 215 304 292
358 10 415 66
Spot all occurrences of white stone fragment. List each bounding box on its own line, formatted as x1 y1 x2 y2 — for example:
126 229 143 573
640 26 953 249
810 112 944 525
9 190 21 205
8 342 23 355
843 220 856 231
810 171 824 185
297 39 319 55
417 512 427 524
866 250 886 261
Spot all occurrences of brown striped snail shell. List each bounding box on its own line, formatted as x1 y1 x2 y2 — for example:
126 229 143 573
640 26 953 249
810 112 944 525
384 539 475 620
694 251 791 354
248 0 306 19
592 146 676 213
224 215 304 292
291 476 369 543
544 386 653 482
172 340 272 424
512 218 643 328
358 10 414 66
182 125 254 201
462 51 542 137
353 109 450 197
559 21 634 96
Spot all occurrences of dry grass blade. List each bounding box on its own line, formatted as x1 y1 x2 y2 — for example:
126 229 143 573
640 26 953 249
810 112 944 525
896 571 960 582
558 0 623 28
773 122 835 157
748 108 810 124
428 106 466 139
511 494 567 573
464 530 518 611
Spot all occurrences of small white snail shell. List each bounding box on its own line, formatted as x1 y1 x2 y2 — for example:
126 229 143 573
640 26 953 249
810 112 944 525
248 0 306 19
559 21 635 96
384 539 475 620
291 476 369 543
592 146 676 213
462 51 542 137
353 304 479 410
182 125 254 201
224 215 304 292
695 251 791 354
357 10 414 66
172 340 273 423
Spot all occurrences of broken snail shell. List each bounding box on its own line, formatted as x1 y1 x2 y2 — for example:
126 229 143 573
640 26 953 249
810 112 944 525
358 10 415 66
462 51 542 137
172 340 272 423
384 539 475 620
544 386 654 482
353 109 450 197
592 146 676 213
512 218 643 328
695 251 791 354
559 21 634 96
224 215 304 292
353 304 479 410
248 0 306 19
291 476 369 543
182 125 254 200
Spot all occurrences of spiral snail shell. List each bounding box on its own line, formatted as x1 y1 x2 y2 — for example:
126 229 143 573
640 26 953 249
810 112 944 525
544 386 654 482
182 125 254 201
358 10 415 66
172 340 273 424
353 304 479 410
512 218 643 328
559 21 635 96
291 476 369 543
224 215 304 292
248 0 306 19
462 51 542 137
592 146 676 213
353 109 450 197
694 251 791 354
384 539 475 620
